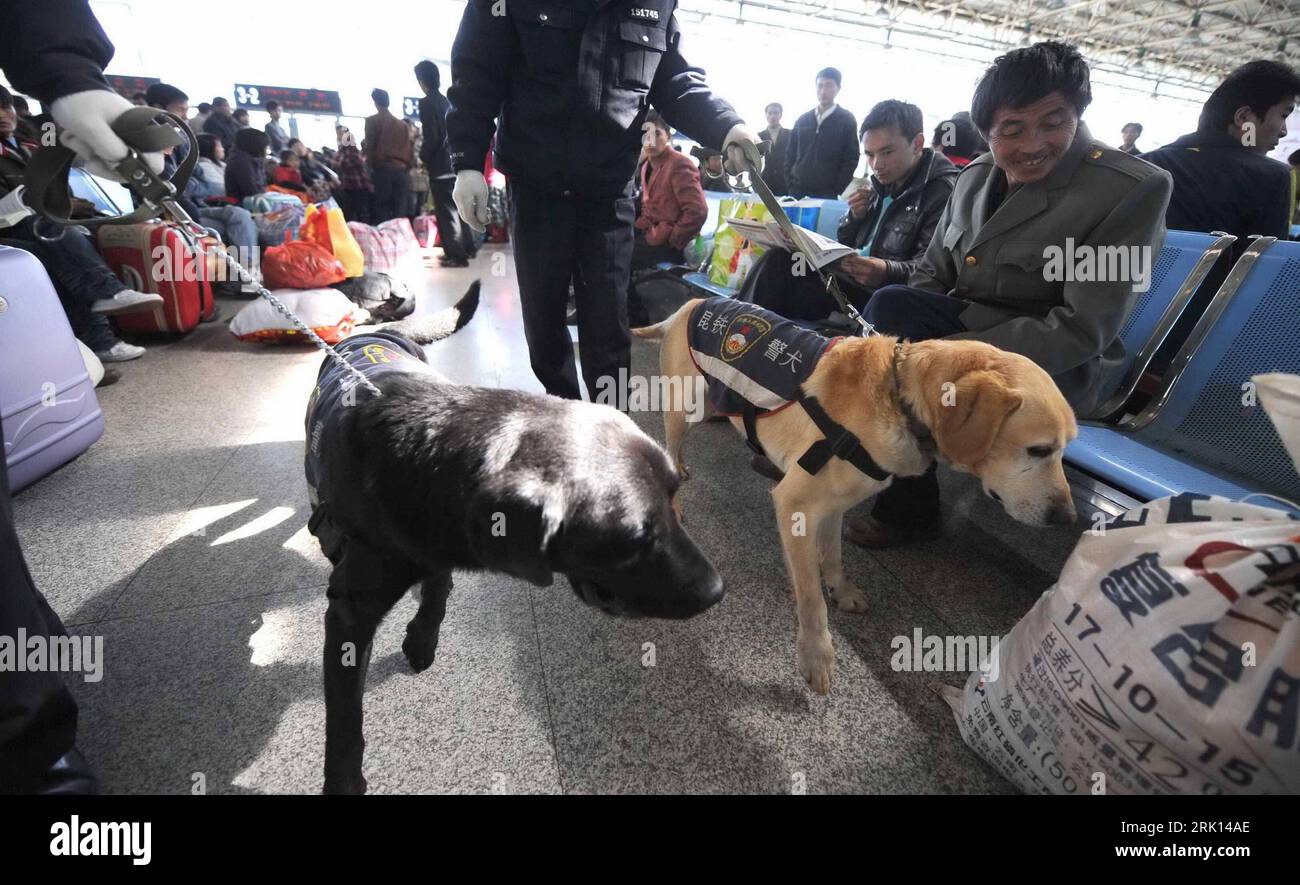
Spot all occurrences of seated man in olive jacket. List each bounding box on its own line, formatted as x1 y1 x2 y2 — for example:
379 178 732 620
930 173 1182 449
738 99 957 321
845 41 1173 550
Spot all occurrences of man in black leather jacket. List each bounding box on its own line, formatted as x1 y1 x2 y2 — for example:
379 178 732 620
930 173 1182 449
739 100 957 321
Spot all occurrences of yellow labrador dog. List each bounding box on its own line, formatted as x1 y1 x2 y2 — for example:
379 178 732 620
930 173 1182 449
634 298 1078 694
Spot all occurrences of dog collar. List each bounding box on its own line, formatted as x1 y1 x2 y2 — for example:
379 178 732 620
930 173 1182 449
892 341 934 452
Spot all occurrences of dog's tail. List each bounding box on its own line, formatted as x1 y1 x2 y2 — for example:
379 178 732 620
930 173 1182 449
375 280 481 344
631 299 698 342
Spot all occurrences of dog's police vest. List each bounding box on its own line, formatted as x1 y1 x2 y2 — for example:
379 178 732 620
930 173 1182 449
304 332 434 501
687 296 839 417
686 296 892 481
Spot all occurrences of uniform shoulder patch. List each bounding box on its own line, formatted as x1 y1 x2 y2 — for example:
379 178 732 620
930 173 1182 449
1083 142 1164 181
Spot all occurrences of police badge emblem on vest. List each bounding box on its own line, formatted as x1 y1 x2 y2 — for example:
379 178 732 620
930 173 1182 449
722 313 772 362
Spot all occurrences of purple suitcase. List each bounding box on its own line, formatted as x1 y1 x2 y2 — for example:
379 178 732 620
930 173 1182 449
0 245 105 492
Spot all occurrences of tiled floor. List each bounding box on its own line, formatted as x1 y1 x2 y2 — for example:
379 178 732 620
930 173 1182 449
13 246 1084 793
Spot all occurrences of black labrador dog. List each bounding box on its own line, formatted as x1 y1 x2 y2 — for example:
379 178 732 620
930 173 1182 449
306 282 724 794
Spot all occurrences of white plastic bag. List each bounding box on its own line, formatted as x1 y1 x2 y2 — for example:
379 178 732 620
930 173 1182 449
229 289 357 344
947 374 1300 795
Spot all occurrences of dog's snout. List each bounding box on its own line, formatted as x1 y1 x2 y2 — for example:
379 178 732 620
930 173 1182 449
1047 503 1077 526
690 570 725 612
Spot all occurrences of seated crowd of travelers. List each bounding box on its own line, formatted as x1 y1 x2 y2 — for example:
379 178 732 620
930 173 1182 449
0 61 474 365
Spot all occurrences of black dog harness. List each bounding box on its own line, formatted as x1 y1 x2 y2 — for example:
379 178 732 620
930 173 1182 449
304 332 433 502
686 297 901 480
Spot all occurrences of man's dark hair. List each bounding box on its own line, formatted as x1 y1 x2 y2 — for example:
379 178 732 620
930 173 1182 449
198 102 212 113
970 41 1092 133
1197 60 1300 133
265 99 280 113
197 133 221 161
414 60 440 91
0 84 14 109
233 126 270 156
211 96 230 108
1122 122 1143 134
860 99 924 141
815 67 842 88
233 109 249 121
280 149 296 163
371 88 390 109
932 114 987 158
1289 148 1300 165
11 95 29 114
644 110 672 137
145 82 188 110
765 101 783 114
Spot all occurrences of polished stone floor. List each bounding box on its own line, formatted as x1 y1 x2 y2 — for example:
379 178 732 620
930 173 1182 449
13 245 1083 793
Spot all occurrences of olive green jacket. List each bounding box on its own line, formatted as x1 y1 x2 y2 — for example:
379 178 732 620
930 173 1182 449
911 123 1174 415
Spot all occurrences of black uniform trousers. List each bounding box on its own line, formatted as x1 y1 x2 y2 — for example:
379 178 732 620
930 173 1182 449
430 176 477 263
857 284 969 530
0 421 80 793
509 178 635 402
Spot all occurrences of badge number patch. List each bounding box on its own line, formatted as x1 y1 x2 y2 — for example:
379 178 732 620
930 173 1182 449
628 7 660 22
720 314 772 363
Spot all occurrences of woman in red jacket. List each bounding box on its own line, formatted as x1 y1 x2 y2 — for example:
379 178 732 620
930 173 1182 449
629 113 708 324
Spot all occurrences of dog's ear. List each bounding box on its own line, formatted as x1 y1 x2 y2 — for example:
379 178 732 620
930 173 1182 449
928 369 1022 468
466 486 557 587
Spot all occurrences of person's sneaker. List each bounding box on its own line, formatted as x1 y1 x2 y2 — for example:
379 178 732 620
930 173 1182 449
844 515 941 549
439 257 469 268
90 289 162 315
94 341 146 362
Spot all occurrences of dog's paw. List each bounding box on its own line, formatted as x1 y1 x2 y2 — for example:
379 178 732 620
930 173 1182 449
797 634 835 695
829 582 868 613
402 628 439 674
323 773 367 795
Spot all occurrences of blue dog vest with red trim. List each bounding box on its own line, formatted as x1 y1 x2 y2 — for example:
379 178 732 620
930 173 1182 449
687 296 840 417
304 332 434 501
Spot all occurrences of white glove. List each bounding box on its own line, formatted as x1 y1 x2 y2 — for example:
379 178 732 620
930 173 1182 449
722 123 764 177
49 89 165 181
0 185 34 229
453 169 490 232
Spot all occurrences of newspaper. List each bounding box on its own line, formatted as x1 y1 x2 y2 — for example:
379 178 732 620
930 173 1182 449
722 215 856 271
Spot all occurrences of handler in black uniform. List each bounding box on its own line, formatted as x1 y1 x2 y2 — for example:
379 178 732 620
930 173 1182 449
1 0 174 793
446 0 763 401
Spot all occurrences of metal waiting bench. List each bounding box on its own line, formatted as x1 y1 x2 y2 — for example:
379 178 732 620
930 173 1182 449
1085 230 1236 422
1065 236 1300 515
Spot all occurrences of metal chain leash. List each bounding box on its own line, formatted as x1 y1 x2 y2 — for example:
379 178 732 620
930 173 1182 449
29 103 386 401
178 220 383 399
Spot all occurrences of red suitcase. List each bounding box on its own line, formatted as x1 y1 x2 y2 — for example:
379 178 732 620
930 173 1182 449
96 222 218 333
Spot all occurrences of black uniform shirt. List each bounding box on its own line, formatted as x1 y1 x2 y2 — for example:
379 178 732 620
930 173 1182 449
447 0 744 199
